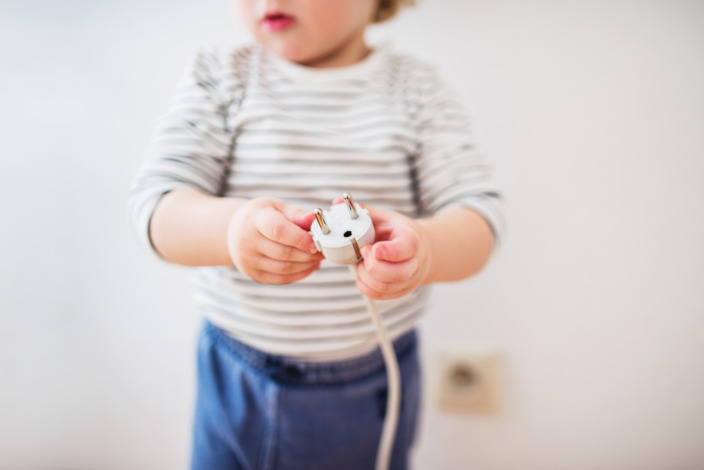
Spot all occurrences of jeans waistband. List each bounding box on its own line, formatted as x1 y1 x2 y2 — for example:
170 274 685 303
203 319 417 386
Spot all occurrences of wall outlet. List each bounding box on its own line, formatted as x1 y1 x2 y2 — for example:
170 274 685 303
430 347 502 414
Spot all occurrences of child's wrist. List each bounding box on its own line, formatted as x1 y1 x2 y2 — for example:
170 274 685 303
413 219 435 286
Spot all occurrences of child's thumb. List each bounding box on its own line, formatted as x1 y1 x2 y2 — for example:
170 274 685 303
290 209 317 231
271 200 315 230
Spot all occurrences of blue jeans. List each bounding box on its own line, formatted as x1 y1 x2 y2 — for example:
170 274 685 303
191 320 422 470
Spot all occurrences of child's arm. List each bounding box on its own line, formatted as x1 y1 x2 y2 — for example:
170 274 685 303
354 205 494 300
149 187 323 284
129 50 323 284
354 62 504 300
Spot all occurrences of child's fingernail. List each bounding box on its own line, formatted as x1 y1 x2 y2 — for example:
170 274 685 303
309 242 318 254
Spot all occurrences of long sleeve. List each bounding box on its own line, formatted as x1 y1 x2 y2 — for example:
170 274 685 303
127 50 238 254
411 66 506 248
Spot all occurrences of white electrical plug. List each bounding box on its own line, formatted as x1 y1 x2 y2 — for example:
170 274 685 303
310 193 375 265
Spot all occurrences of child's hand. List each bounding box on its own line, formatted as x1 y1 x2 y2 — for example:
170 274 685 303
352 204 433 300
227 198 324 284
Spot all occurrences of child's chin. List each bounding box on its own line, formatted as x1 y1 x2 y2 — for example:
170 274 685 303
265 41 321 66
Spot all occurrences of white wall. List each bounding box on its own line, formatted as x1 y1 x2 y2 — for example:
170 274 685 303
1 1 703 468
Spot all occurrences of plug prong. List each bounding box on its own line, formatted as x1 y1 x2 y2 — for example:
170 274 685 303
343 193 358 219
350 237 363 261
314 208 330 234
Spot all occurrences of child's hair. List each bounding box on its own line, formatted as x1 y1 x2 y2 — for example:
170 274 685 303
373 0 416 23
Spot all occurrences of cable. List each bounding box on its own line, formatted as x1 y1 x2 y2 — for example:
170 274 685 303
311 194 402 470
349 265 401 470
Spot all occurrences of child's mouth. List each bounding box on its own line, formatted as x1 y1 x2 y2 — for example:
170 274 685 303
262 12 294 32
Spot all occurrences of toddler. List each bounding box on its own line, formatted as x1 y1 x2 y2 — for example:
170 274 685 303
128 0 504 468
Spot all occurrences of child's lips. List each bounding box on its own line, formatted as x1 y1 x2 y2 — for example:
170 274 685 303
262 12 295 31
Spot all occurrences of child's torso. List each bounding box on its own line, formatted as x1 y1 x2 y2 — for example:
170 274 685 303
194 45 429 360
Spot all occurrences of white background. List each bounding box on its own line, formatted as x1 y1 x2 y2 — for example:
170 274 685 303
1 1 703 469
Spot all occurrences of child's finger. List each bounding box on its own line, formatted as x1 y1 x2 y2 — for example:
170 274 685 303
256 209 318 254
368 228 419 262
272 199 316 227
289 210 317 232
258 238 324 262
253 263 322 285
360 251 417 284
255 256 322 276
354 267 409 300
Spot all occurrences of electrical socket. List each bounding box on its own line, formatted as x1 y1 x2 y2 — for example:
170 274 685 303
431 347 502 414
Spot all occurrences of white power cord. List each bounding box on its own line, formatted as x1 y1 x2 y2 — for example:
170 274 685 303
351 265 401 470
311 194 401 470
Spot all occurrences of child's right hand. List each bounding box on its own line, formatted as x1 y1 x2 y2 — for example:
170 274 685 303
227 198 324 284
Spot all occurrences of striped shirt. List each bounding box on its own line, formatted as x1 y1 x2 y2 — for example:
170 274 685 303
128 43 504 360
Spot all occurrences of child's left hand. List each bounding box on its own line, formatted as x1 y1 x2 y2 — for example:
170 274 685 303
349 204 433 300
